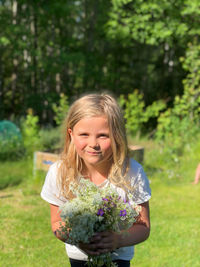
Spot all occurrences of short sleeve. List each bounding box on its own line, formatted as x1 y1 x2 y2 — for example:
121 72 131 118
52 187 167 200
40 161 67 206
128 159 151 204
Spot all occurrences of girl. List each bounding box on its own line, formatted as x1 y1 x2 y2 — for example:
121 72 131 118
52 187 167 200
41 93 151 267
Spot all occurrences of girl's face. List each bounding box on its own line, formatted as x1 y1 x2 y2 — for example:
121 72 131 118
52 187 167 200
68 116 113 169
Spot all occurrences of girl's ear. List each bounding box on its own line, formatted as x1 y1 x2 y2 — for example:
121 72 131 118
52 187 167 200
68 128 73 141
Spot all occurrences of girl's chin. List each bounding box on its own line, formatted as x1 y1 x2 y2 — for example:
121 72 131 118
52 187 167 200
82 156 105 166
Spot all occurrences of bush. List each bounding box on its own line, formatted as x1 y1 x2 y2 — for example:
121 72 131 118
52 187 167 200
119 90 166 137
39 126 61 153
0 120 24 160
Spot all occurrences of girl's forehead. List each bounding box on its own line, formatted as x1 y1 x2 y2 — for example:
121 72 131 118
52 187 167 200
78 115 108 123
79 115 108 123
73 116 110 130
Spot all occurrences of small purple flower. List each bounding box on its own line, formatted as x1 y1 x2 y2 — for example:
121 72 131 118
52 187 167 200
102 198 108 201
97 209 104 216
120 209 127 217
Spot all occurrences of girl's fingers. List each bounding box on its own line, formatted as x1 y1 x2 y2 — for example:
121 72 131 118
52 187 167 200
78 243 100 256
87 231 119 253
96 233 119 250
96 248 110 254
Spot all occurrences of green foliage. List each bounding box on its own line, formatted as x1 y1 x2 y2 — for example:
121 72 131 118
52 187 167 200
52 93 69 126
180 41 200 91
0 137 24 161
39 126 61 153
107 0 200 45
119 91 145 136
0 0 187 125
21 110 42 157
156 42 200 156
0 120 24 160
119 91 166 137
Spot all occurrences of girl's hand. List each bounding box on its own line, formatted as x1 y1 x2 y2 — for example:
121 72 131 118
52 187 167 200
90 231 120 254
78 241 100 256
78 231 120 255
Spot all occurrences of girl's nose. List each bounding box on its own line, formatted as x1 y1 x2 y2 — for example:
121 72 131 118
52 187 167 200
89 138 99 148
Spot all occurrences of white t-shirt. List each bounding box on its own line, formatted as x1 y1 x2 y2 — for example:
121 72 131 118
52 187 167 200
41 158 151 261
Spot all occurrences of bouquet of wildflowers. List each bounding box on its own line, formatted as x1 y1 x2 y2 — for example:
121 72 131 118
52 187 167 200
59 179 141 267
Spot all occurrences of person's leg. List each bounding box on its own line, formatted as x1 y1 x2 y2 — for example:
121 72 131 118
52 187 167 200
69 258 88 267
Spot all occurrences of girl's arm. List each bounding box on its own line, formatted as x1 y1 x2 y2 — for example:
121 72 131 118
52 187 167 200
50 204 67 242
79 201 150 255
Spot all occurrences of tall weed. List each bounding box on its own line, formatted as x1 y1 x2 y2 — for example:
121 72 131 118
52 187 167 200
21 109 42 157
52 93 69 126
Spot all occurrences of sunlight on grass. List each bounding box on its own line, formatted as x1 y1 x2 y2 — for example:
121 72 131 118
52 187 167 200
132 183 200 267
0 142 200 266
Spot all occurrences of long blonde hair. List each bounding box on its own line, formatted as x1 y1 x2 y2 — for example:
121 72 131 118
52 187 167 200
58 93 130 199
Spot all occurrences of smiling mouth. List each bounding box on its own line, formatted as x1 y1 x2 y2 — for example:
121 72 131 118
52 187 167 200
86 151 102 155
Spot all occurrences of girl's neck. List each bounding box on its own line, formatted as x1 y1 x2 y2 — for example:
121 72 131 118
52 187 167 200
82 162 111 186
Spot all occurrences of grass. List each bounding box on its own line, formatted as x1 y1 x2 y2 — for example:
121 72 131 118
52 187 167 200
0 159 32 189
0 140 200 267
133 182 200 267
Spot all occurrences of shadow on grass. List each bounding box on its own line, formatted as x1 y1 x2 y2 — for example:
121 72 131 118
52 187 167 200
0 175 23 190
0 194 13 198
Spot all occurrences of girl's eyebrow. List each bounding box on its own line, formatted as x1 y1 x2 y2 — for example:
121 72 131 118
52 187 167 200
98 132 109 134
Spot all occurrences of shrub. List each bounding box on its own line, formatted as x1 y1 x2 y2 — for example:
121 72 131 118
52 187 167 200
52 93 69 126
39 126 61 153
0 120 24 160
21 110 42 157
119 90 166 137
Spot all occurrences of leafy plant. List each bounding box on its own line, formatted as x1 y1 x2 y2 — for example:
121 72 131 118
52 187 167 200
0 120 24 160
21 109 42 157
39 126 61 153
52 93 69 126
119 90 166 137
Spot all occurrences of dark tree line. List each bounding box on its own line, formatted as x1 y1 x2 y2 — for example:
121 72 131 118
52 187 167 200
0 0 199 125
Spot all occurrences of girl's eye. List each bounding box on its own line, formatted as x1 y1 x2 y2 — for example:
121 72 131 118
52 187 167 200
79 133 88 136
99 134 109 138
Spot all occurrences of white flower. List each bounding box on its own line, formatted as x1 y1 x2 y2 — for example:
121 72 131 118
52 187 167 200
59 179 140 267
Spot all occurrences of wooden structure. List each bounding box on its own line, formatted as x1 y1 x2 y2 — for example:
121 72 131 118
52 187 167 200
33 151 59 175
128 145 144 164
34 145 144 173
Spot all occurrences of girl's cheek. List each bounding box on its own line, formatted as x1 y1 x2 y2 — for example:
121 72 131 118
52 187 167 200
74 139 87 149
102 140 112 149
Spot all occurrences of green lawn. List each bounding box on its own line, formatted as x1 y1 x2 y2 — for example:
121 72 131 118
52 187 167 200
133 181 200 267
0 145 200 266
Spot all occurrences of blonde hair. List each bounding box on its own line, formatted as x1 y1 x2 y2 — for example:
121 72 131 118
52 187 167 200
58 93 130 199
